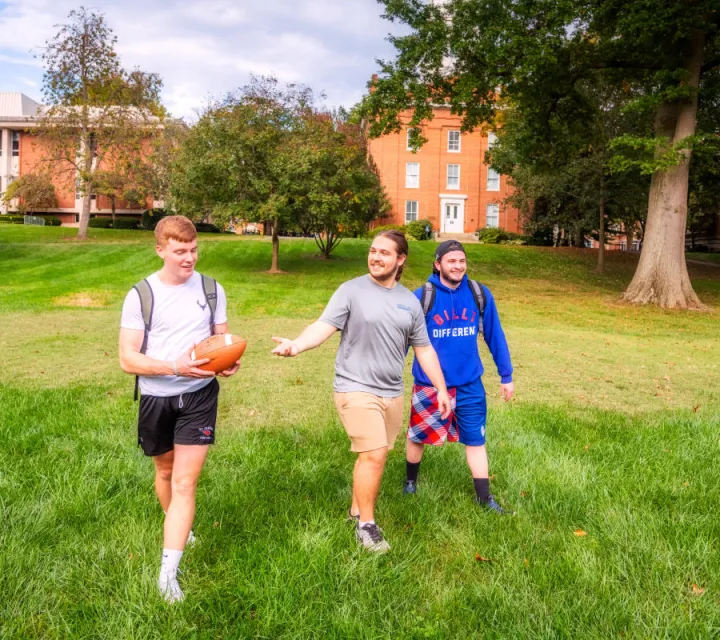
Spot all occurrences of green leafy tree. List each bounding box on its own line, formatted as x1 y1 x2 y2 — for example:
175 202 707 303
362 0 720 308
36 7 164 240
1 173 58 214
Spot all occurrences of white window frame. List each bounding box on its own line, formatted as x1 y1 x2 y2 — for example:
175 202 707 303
11 131 19 157
405 200 419 222
446 164 460 190
405 162 420 188
448 130 461 152
488 132 498 149
487 167 500 191
486 203 499 228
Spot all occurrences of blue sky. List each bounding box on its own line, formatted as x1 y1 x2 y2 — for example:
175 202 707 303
0 0 403 119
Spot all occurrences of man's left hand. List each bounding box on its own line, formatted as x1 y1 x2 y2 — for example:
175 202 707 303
437 389 453 419
218 359 242 378
500 382 514 402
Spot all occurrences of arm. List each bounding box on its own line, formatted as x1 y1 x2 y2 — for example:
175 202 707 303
118 328 214 378
413 345 452 419
271 321 338 357
481 287 514 401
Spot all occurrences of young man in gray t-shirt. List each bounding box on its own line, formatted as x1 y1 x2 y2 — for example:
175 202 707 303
272 231 450 552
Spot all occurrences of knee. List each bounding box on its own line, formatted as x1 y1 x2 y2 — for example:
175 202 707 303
156 467 173 483
172 475 198 497
360 448 387 468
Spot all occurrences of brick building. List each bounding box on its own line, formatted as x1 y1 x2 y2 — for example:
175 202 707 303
0 92 156 224
367 107 520 234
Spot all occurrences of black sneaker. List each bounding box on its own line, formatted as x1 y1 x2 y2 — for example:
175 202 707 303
356 522 391 553
478 494 512 515
402 480 417 495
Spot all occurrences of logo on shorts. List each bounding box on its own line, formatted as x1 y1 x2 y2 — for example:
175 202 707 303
481 426 486 437
197 300 208 311
199 426 214 438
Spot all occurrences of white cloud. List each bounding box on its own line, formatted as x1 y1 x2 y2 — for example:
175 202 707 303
0 0 403 119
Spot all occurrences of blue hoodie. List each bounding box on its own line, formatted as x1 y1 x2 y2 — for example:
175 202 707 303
412 274 513 388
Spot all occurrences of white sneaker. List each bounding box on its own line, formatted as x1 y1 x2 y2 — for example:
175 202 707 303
186 530 196 547
356 523 391 553
158 574 185 604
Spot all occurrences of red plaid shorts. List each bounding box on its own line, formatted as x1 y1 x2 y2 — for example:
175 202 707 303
407 384 458 446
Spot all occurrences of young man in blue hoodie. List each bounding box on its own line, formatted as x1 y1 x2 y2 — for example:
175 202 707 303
404 240 514 513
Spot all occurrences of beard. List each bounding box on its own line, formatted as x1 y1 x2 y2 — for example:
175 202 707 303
440 268 464 285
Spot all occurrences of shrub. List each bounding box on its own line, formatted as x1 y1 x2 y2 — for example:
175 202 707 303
477 227 509 244
406 219 434 241
0 215 25 224
195 222 221 233
142 208 168 231
42 216 62 226
88 217 113 228
112 217 140 230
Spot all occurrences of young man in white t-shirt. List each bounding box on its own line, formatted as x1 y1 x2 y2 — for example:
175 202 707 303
119 215 240 603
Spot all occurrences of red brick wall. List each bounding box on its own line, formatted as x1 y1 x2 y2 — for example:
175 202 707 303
368 108 520 233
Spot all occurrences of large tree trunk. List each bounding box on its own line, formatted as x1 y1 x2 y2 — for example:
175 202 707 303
622 30 706 309
269 218 281 273
77 192 92 239
596 197 605 273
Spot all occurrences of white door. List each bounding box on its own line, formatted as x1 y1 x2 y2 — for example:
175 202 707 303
443 202 464 233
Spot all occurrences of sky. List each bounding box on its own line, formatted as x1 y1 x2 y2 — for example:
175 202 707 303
0 0 404 120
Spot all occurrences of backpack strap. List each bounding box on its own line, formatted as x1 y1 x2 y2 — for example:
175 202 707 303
132 279 154 401
200 274 217 333
468 279 486 322
420 281 436 318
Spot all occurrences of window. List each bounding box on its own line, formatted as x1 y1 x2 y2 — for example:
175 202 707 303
406 128 419 151
488 132 498 148
448 130 461 152
486 203 499 228
487 167 500 191
11 131 19 157
405 162 419 188
0 134 3 157
405 200 418 222
447 164 460 189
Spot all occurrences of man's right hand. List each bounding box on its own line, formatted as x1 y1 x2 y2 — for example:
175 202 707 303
174 344 215 378
271 336 299 357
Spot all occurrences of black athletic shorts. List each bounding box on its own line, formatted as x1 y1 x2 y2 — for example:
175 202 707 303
137 379 220 457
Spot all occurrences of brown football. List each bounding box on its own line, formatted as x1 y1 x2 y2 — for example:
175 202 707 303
191 334 247 374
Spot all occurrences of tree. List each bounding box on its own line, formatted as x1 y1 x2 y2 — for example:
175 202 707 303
170 76 316 272
489 79 651 271
288 110 390 258
1 173 58 214
361 0 720 308
36 7 164 240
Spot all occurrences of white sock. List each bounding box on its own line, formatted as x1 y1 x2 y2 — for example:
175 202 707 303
358 520 375 528
160 548 183 578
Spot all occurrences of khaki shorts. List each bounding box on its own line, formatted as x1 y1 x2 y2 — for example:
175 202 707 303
334 391 404 453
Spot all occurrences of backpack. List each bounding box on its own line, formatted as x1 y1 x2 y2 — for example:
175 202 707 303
420 279 486 325
132 273 217 400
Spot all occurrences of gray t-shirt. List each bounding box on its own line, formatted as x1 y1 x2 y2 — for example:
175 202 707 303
319 275 430 397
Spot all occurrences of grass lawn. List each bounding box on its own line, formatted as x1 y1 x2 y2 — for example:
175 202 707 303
1 226 719 638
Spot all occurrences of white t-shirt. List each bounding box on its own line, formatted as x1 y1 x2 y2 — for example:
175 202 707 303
121 271 228 397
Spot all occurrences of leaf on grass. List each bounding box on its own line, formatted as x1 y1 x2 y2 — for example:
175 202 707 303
691 584 705 596
213 521 220 528
248 410 256 417
663 448 672 453
104 352 109 357
128 553 134 560
295 377 304 385
520 491 527 497
683 481 690 487
475 554 492 563
584 445 590 451
693 404 700 413
573 529 588 537
523 558 529 567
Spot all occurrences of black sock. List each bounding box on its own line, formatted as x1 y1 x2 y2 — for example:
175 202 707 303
473 478 490 502
406 461 421 483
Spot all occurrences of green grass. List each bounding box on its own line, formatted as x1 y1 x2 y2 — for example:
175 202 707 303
1 226 719 638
